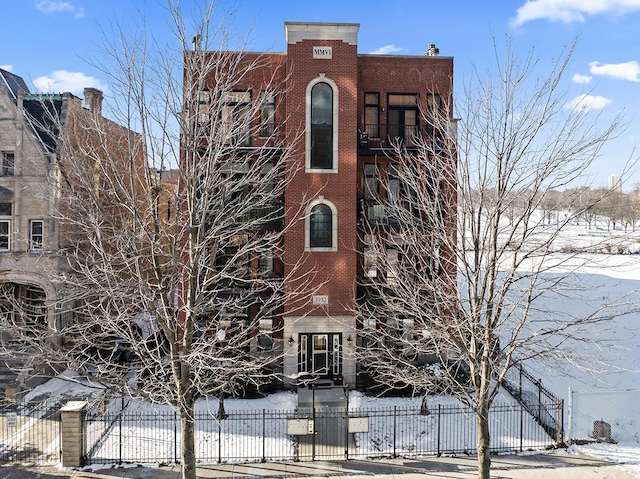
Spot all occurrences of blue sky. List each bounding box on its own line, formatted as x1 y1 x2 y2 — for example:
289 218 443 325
3 0 640 188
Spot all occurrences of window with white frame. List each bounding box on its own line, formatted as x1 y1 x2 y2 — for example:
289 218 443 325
29 220 44 250
363 234 377 278
0 220 9 251
386 248 399 287
310 204 332 248
305 199 338 251
306 76 338 172
257 316 273 351
310 83 333 169
0 203 10 252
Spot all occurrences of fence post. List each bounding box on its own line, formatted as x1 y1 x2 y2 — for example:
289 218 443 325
262 409 266 463
118 404 122 464
393 405 397 458
567 388 573 443
59 401 87 468
174 411 178 464
437 404 441 457
558 399 565 446
218 414 222 463
344 388 349 461
519 403 524 452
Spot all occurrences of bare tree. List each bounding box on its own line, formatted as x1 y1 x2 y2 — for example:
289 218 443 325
356 38 632 479
0 3 307 478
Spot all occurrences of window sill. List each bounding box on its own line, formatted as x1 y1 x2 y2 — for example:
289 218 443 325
306 167 338 174
306 246 338 252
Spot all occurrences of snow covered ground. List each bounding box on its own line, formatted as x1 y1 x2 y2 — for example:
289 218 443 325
15 217 640 476
506 219 640 476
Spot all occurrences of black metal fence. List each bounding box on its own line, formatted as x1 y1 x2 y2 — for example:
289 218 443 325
84 399 563 465
0 401 60 464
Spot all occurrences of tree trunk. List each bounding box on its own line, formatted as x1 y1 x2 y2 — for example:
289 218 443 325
476 405 491 479
180 398 196 479
177 359 196 479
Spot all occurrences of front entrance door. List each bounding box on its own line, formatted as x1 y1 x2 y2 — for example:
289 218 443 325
312 334 328 374
299 333 342 379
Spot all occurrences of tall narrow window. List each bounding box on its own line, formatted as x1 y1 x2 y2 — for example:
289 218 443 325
386 248 399 287
388 94 418 146
257 315 273 351
364 164 379 200
364 93 379 138
259 91 276 137
387 164 400 204
197 90 211 125
310 82 333 169
29 220 44 250
1 152 14 176
426 93 443 150
258 250 274 275
221 90 251 146
310 204 332 248
0 220 9 251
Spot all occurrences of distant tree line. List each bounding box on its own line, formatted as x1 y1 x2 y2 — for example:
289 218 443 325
500 186 640 233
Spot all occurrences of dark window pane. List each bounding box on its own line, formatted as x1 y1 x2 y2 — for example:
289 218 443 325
311 83 333 169
310 204 332 248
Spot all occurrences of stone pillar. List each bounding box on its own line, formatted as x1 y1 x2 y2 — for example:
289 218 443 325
59 401 87 467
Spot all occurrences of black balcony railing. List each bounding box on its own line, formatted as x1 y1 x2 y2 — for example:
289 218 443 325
236 201 284 230
358 124 444 152
359 200 398 227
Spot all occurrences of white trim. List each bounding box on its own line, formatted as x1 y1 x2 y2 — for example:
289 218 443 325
29 219 44 251
0 219 10 251
305 198 338 252
306 76 339 173
285 23 359 45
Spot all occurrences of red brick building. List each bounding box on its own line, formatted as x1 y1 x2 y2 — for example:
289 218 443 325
185 22 455 389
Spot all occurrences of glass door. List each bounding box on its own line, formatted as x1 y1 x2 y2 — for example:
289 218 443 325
312 334 328 374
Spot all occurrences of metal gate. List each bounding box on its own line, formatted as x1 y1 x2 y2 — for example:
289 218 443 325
0 402 61 464
292 384 359 460
293 407 356 460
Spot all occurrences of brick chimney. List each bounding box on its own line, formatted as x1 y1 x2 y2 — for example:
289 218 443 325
83 87 103 116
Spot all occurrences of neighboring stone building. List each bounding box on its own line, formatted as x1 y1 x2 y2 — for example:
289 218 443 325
184 22 456 389
0 68 143 395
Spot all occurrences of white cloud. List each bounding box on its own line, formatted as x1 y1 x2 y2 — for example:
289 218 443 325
511 0 640 26
0 65 13 72
564 93 612 112
33 70 108 96
589 60 640 82
369 44 404 55
35 1 84 18
572 73 592 84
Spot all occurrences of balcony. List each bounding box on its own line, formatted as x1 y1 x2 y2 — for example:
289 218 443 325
359 200 398 228
358 124 444 154
235 201 284 230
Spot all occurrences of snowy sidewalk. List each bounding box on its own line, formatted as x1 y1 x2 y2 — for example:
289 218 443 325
0 454 638 479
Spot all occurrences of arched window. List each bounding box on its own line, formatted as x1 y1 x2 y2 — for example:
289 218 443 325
310 204 332 248
306 76 338 172
311 82 333 169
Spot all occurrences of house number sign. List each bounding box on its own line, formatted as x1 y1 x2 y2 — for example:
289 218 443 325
313 295 329 305
313 46 332 59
